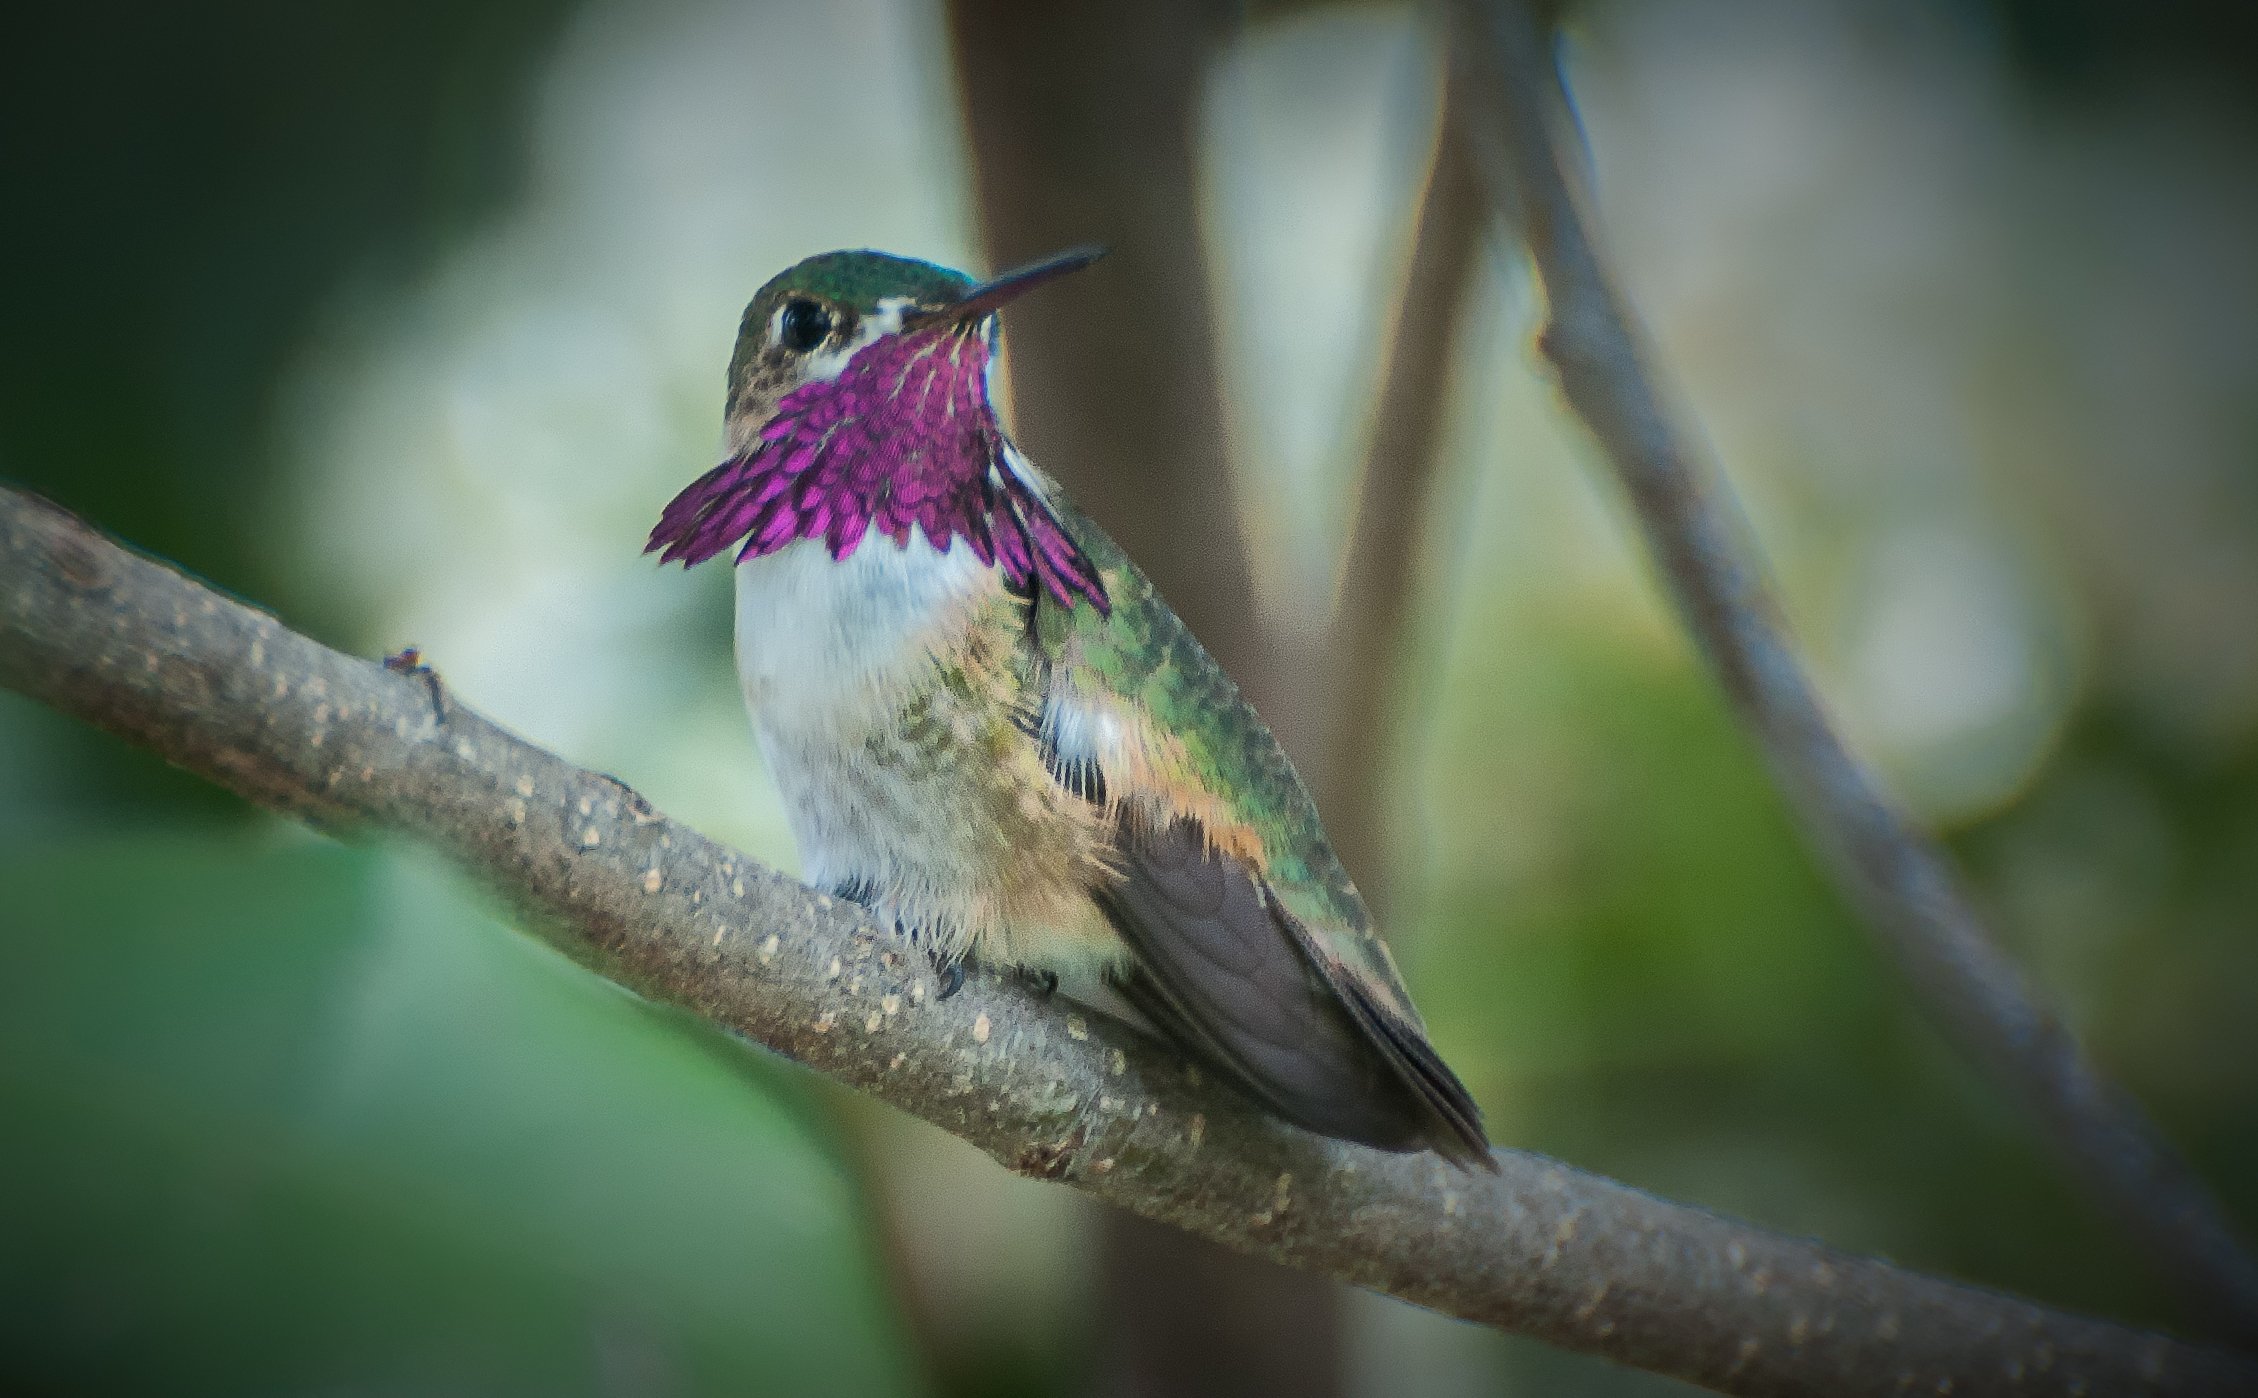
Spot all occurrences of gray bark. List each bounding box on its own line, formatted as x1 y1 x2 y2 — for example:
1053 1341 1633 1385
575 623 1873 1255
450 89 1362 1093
4 486 2251 1396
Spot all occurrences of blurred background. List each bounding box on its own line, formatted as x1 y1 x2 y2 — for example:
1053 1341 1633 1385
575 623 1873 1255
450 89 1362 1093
4 0 2256 1393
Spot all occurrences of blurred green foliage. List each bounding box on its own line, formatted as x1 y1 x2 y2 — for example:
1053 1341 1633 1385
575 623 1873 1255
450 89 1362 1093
1 0 572 826
1410 628 2255 1334
0 836 917 1396
4 1 2256 1395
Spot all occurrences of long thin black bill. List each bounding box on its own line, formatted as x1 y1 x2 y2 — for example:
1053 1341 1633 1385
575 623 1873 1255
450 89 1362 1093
901 245 1106 331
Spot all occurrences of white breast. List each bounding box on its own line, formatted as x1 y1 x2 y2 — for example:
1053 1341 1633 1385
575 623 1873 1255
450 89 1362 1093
731 521 1128 983
732 528 990 736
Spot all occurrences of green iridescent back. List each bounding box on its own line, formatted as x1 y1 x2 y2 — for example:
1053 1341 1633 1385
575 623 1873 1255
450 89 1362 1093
1034 503 1425 1025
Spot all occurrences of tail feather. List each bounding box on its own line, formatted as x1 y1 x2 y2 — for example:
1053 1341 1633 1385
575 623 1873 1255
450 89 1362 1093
1096 818 1492 1168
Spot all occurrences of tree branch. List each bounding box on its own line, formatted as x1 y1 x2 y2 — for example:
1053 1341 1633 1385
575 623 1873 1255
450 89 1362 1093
4 493 2253 1396
1452 0 2258 1346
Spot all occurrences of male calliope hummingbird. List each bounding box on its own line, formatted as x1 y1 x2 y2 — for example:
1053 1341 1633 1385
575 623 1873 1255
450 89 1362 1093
649 247 1491 1169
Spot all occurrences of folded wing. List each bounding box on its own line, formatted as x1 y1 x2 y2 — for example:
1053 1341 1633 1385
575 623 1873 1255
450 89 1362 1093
1098 817 1490 1167
1026 496 1491 1168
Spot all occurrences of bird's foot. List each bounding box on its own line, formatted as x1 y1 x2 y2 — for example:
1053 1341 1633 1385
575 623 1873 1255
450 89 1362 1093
832 889 962 1000
1012 967 1060 1000
382 646 449 726
932 956 966 1001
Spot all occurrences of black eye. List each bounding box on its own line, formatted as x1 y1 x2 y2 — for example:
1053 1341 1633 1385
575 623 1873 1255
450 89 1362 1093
778 297 833 353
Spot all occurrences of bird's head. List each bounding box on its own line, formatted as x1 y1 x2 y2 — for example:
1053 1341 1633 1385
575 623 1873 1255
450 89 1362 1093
648 247 1108 613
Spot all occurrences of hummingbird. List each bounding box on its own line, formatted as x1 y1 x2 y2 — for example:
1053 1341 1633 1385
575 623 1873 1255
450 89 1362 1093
649 247 1490 1169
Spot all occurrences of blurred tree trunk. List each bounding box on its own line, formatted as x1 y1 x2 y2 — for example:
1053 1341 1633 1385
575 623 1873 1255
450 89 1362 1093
948 0 1260 678
951 5 1482 1394
949 2 1340 1396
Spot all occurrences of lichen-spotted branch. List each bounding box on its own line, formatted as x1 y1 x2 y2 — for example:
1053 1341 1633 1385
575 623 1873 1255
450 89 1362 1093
1 487 2250 1398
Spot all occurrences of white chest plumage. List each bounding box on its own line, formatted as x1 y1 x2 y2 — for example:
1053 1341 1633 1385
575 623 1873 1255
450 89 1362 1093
732 528 989 918
730 525 1124 977
732 530 988 731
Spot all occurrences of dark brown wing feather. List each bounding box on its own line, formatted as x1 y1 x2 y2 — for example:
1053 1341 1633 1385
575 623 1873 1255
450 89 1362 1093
1096 819 1493 1169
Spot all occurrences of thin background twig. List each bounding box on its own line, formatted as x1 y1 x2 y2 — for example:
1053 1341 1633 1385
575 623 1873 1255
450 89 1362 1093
1452 0 2258 1347
1315 53 1488 900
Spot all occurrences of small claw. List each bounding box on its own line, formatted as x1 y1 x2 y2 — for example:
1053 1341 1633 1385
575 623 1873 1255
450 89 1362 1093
1017 968 1059 1000
934 958 966 1001
382 646 449 726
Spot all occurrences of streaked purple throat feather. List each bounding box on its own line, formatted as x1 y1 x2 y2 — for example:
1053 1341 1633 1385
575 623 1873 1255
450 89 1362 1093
647 325 1109 615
